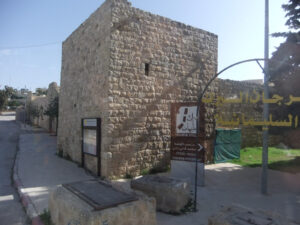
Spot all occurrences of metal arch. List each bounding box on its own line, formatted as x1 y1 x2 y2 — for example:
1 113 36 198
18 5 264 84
193 58 266 211
197 58 266 105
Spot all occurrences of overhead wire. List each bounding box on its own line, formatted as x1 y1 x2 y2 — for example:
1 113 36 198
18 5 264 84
0 41 62 50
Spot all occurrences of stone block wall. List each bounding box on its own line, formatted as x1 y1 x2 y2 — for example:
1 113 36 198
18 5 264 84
107 0 217 177
58 0 218 178
58 0 112 174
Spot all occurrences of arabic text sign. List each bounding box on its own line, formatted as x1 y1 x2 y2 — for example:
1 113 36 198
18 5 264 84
203 91 300 106
171 138 205 162
216 113 299 129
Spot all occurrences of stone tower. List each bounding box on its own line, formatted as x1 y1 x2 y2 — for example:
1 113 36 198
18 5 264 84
58 0 218 178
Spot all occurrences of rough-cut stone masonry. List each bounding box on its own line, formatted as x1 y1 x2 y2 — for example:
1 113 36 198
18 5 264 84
58 0 218 178
215 79 282 147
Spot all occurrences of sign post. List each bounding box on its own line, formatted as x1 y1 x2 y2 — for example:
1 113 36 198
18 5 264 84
170 103 206 211
261 0 269 195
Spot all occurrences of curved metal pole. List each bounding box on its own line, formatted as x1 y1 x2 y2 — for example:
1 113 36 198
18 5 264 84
197 58 265 105
193 58 265 211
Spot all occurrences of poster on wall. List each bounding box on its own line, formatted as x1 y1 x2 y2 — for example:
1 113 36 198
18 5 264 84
83 119 97 127
83 129 97 156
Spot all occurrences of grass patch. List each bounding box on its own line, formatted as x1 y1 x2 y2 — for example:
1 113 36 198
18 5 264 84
230 147 300 173
124 173 133 179
39 209 54 225
180 198 195 214
141 166 171 176
56 150 63 158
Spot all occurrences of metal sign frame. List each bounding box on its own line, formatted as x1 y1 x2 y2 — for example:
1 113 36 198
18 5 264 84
62 180 138 211
81 118 101 176
171 102 206 162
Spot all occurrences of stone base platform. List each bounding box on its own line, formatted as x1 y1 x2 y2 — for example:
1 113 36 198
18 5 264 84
208 205 295 225
131 175 190 214
49 180 156 225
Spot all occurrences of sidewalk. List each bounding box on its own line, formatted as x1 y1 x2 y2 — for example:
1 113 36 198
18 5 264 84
14 124 300 225
14 125 93 223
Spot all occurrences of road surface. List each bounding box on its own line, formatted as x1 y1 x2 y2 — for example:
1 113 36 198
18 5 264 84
0 112 28 225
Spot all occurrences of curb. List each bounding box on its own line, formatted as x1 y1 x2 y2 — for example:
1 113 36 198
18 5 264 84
13 132 45 225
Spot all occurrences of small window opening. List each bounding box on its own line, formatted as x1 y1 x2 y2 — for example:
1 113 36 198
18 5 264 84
145 63 150 76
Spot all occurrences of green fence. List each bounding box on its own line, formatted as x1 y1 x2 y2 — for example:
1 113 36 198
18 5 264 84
214 128 241 163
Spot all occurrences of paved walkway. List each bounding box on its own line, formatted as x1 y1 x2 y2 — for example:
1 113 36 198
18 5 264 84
15 123 300 225
157 163 300 225
16 127 93 218
0 112 29 225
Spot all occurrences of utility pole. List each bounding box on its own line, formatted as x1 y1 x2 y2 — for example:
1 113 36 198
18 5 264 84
261 0 269 195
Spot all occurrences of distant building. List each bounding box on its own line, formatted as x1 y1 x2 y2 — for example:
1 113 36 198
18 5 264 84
20 88 30 96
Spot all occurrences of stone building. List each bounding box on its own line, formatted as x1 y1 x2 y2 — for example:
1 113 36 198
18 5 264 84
58 0 218 178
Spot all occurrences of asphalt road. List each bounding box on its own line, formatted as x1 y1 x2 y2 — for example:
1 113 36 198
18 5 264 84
0 112 28 225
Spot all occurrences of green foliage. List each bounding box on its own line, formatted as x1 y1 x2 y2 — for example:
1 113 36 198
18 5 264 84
141 169 150 176
230 147 300 173
27 103 40 119
281 0 299 32
39 209 54 225
35 87 47 96
4 86 16 98
44 97 59 118
0 90 7 111
141 165 170 176
270 0 299 76
7 100 22 109
124 173 133 179
0 86 17 110
180 198 195 214
269 0 300 125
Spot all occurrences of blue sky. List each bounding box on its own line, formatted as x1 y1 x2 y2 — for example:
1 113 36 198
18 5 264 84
0 0 288 91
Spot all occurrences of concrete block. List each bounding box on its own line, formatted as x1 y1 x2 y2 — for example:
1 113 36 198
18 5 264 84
49 185 157 225
131 175 190 214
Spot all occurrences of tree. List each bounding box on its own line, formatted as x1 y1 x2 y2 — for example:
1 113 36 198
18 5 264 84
0 90 7 111
7 100 22 110
4 86 16 98
0 86 17 111
44 97 59 134
270 0 299 81
269 0 300 133
35 88 47 96
26 102 40 124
